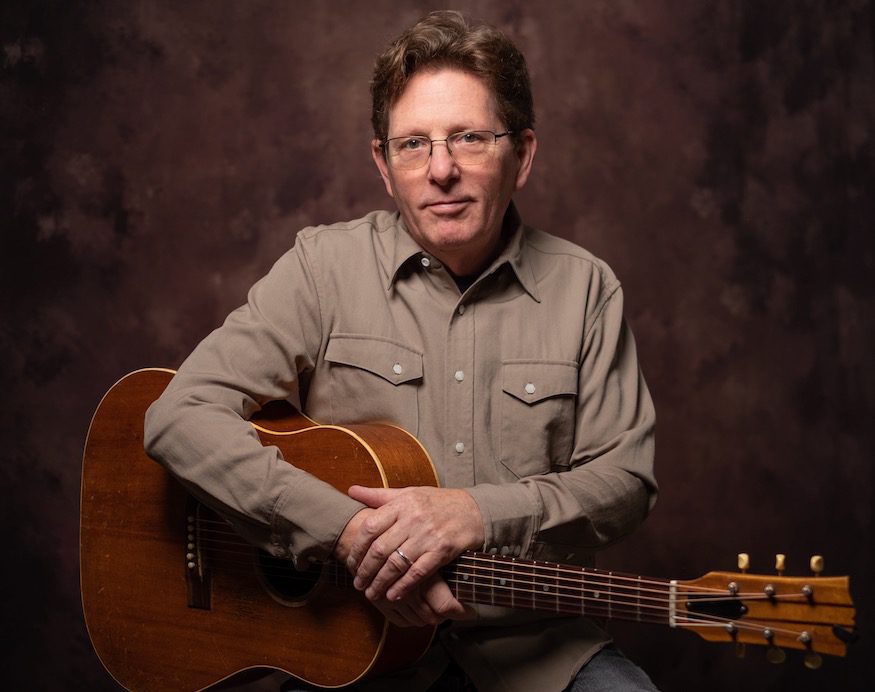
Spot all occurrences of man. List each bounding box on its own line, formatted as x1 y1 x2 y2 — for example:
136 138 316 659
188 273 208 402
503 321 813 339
145 10 658 692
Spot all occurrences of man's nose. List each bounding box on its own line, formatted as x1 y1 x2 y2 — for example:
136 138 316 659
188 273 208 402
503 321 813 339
427 141 459 183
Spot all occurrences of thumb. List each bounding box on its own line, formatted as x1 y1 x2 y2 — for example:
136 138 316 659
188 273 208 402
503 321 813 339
347 485 397 508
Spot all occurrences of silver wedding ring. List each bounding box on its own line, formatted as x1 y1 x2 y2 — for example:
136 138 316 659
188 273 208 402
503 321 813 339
395 547 414 567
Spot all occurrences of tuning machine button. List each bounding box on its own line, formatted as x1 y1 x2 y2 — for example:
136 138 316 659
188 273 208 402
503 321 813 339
775 553 786 575
737 553 750 572
766 646 786 664
810 555 824 576
804 651 823 670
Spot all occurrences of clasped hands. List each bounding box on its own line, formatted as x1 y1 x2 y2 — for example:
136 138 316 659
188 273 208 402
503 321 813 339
335 485 484 628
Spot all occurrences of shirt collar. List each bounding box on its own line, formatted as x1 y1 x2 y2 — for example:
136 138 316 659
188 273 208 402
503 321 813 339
496 202 541 303
387 214 427 289
386 202 541 303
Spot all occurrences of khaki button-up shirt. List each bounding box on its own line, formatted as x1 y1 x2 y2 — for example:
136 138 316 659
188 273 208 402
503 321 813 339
145 204 656 692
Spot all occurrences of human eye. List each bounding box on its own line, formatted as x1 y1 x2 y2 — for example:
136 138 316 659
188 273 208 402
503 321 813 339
455 131 488 146
398 136 427 151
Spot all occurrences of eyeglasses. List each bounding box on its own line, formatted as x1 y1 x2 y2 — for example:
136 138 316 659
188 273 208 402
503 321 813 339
381 130 513 170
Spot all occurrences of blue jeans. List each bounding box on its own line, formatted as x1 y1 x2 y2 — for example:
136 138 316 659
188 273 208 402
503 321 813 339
564 645 658 692
280 644 657 691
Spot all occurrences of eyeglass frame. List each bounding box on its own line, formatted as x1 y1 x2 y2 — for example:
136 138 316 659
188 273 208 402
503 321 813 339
379 130 515 169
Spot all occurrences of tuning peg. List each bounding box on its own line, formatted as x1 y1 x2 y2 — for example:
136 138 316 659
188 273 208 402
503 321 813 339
804 651 823 670
810 555 824 576
766 646 786 664
737 553 750 572
775 553 786 575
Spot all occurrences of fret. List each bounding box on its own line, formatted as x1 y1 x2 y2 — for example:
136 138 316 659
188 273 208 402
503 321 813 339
486 555 495 607
532 561 558 613
607 570 613 620
510 558 516 610
556 563 580 615
586 569 607 617
513 559 535 611
636 575 642 622
490 555 514 609
454 561 473 605
580 567 587 616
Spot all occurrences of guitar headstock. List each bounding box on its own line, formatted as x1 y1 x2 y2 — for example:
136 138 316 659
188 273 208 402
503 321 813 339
674 554 856 667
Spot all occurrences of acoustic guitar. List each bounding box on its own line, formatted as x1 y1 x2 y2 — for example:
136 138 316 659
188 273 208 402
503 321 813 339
80 369 856 691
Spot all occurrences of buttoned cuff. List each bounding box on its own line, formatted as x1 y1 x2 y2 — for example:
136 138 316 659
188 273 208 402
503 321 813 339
465 482 543 558
271 475 367 568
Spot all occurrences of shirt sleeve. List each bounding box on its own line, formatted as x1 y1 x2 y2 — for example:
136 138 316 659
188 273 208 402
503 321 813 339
466 283 657 563
143 242 366 568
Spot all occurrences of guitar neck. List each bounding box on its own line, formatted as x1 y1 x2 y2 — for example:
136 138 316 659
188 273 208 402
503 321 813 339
443 552 672 626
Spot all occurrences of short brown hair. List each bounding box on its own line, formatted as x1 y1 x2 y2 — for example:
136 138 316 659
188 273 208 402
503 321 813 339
370 10 534 143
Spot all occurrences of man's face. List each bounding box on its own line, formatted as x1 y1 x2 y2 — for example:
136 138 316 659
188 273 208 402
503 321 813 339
372 68 536 277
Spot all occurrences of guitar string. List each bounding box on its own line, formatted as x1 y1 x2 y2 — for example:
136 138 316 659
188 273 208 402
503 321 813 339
184 551 825 645
187 526 825 616
193 535 676 609
191 520 827 606
188 538 679 619
190 520 834 605
183 525 839 645
192 519 694 595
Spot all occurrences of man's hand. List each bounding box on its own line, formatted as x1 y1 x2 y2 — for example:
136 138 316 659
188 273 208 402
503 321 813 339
367 573 475 628
338 485 484 606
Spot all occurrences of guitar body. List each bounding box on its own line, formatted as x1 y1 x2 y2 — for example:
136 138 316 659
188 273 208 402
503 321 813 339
82 370 857 690
80 369 437 691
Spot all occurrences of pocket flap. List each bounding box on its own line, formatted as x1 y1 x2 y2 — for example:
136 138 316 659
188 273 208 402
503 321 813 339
326 334 423 385
502 361 578 404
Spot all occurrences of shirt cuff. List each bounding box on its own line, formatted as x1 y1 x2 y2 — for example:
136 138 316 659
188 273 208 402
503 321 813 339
465 482 543 558
271 475 366 568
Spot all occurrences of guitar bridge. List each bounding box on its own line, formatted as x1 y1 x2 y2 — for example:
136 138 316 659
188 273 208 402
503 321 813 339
185 497 212 610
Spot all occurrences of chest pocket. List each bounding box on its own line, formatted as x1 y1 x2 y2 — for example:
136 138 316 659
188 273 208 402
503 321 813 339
499 360 579 478
324 333 422 433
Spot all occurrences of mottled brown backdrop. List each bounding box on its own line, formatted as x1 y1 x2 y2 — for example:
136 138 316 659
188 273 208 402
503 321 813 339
2 1 872 690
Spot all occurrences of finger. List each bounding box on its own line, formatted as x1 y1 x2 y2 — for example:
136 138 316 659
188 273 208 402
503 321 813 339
393 599 431 627
375 594 431 628
354 524 411 591
345 505 399 574
384 549 443 601
421 576 470 622
364 545 418 601
347 485 399 508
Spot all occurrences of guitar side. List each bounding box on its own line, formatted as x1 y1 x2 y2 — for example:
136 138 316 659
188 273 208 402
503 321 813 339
80 368 437 691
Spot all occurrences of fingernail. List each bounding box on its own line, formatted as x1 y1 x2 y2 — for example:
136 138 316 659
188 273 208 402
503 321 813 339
346 557 356 571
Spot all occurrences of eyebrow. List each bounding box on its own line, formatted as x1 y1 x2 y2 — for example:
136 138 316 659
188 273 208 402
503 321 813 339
387 126 499 138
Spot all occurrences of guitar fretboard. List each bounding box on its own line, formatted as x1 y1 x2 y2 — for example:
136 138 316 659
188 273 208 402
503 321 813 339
443 552 672 625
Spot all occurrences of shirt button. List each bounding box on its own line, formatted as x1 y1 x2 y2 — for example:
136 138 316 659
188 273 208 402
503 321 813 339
525 382 536 395
457 304 466 315
454 441 465 454
393 363 403 375
454 370 465 382
420 256 431 268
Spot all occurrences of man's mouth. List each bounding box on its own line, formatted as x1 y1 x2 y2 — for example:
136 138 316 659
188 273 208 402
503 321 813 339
425 199 471 215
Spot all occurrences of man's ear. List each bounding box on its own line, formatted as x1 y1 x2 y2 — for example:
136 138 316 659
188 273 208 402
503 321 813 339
371 139 395 198
513 129 538 192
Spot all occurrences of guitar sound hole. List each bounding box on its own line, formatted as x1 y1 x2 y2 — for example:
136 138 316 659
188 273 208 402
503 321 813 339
256 550 323 604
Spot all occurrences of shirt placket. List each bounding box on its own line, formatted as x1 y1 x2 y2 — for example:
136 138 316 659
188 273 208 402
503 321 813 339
444 299 475 487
